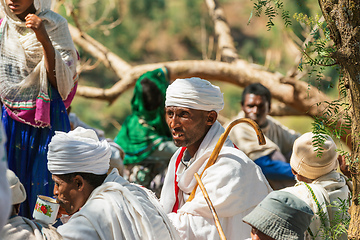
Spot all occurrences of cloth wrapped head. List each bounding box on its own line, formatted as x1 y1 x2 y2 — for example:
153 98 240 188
290 132 338 180
243 191 313 240
47 127 111 175
6 169 26 205
165 77 224 113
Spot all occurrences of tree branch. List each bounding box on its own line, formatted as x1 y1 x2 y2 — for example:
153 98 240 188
68 24 132 79
205 0 238 63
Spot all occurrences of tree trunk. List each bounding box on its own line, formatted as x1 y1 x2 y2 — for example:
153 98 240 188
318 0 360 238
348 74 360 239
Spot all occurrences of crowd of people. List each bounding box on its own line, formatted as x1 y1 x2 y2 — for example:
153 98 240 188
0 0 353 239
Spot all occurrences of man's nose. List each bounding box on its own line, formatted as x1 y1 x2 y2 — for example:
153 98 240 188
251 106 259 114
168 116 179 129
53 185 59 197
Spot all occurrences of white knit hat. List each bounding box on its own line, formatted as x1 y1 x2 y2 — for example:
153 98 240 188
290 132 338 180
6 169 26 205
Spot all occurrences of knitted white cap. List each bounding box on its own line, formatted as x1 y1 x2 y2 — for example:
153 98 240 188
6 169 26 205
290 132 338 180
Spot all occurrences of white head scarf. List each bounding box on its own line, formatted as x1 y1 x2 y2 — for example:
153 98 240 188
0 0 77 127
0 0 53 25
165 77 224 113
47 127 111 175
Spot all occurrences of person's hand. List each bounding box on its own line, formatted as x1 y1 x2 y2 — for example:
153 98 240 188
25 14 49 44
338 154 351 178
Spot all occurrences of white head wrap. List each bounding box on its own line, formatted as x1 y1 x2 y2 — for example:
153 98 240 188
165 77 224 113
47 127 111 175
6 169 26 205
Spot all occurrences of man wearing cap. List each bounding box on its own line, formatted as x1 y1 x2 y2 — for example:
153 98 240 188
281 132 351 240
243 191 314 240
160 77 272 240
47 127 180 240
0 169 62 240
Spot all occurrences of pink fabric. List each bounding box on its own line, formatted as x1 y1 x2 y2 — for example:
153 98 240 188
5 82 77 128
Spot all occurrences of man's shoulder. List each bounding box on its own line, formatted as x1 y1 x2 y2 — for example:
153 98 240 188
215 147 259 170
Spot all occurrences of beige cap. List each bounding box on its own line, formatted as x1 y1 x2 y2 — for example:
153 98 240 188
290 132 338 180
6 169 26 205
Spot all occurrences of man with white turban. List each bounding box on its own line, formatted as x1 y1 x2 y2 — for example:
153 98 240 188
47 127 180 240
160 77 272 240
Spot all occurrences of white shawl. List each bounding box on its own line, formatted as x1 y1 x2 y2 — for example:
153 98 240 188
58 169 180 240
0 0 77 126
0 216 42 240
160 121 272 240
281 171 350 240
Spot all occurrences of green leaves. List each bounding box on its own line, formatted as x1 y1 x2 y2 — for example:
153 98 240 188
249 0 292 30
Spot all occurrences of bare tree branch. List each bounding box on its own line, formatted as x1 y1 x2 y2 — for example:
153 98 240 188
67 0 350 148
69 24 132 79
270 102 304 116
205 0 238 63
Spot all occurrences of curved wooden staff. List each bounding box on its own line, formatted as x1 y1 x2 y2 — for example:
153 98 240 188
186 118 266 240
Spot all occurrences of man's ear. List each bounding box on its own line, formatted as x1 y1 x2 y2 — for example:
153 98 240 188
73 175 85 191
206 111 217 125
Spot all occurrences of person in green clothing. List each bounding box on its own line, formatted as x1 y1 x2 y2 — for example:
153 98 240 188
115 67 177 195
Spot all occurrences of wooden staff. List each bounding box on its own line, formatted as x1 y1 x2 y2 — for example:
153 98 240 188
194 172 227 240
187 118 266 240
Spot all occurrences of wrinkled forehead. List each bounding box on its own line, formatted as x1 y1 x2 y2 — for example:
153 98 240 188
165 105 208 114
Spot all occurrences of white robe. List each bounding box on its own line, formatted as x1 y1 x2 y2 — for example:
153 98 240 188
0 216 42 240
160 121 272 240
281 171 351 240
58 169 180 240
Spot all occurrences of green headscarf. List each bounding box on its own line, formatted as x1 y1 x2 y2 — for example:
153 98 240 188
115 67 172 165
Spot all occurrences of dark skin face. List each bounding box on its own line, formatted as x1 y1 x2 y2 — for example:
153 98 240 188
52 174 94 215
5 0 36 21
165 106 217 157
242 94 270 128
251 227 276 240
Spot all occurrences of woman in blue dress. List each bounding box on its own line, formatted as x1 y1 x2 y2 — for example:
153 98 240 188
0 0 78 217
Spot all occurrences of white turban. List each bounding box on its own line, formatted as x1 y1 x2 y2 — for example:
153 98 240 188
47 127 111 175
165 77 224 113
6 169 26 205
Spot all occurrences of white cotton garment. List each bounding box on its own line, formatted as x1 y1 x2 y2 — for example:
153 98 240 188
58 168 180 240
47 127 111 175
165 77 224 113
281 171 350 240
160 121 272 240
0 0 78 127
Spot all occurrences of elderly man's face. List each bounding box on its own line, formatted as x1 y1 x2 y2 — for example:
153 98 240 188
52 175 85 215
251 227 276 240
242 94 270 127
165 106 215 156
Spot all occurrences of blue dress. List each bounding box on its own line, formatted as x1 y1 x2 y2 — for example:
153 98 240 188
2 86 70 218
